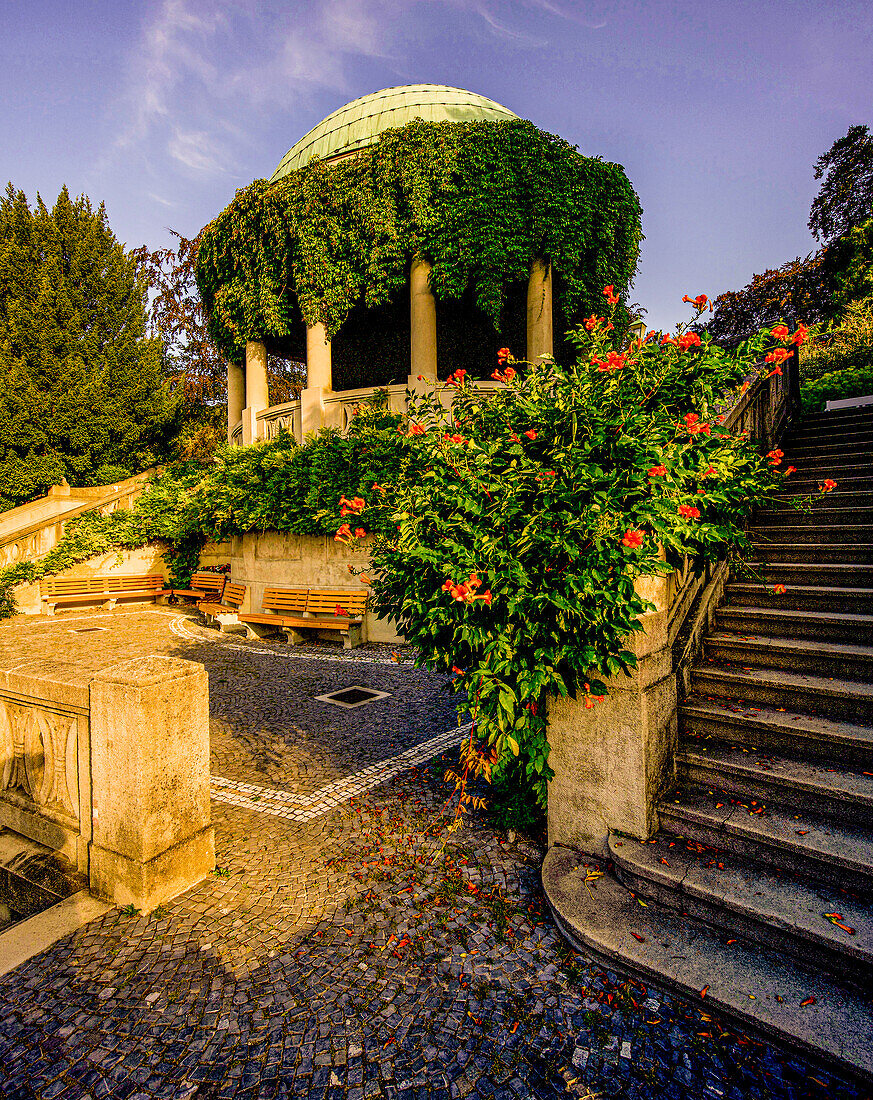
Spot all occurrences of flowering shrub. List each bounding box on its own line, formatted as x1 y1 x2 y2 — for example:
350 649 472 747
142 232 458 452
366 294 806 807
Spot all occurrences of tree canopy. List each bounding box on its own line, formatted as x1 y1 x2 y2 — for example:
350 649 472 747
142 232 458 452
0 184 178 508
809 124 873 244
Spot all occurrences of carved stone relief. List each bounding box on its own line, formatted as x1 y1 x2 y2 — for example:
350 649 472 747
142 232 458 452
0 698 79 821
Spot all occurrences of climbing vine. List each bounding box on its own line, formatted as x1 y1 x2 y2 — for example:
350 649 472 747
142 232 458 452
196 120 643 361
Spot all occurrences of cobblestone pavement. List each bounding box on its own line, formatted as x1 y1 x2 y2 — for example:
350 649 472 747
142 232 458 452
0 608 868 1099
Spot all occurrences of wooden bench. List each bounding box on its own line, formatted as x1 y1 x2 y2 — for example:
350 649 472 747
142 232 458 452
166 570 227 603
41 574 168 614
240 587 368 648
198 582 247 631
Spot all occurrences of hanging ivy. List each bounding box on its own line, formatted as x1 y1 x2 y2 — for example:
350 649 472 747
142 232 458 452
196 119 643 361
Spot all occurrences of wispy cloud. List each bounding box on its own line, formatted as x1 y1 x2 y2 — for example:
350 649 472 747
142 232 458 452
108 0 389 179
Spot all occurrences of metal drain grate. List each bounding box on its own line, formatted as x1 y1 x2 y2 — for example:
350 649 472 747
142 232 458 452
315 686 391 709
69 627 109 634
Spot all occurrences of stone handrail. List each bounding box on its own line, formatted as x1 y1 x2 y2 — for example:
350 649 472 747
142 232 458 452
0 474 152 571
547 346 802 856
257 399 302 441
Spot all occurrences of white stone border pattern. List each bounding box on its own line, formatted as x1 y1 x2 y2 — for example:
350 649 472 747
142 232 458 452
210 723 472 823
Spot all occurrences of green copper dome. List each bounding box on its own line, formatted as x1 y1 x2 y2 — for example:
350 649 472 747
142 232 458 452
269 84 518 182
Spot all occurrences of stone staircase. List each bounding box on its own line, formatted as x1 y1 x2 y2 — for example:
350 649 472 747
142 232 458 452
543 403 873 1083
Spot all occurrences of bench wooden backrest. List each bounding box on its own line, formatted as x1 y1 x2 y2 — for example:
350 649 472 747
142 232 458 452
221 582 246 607
305 589 368 619
41 574 165 597
189 571 226 594
262 587 309 614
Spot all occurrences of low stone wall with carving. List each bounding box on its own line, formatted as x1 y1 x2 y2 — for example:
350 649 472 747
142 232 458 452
231 531 403 644
0 656 213 911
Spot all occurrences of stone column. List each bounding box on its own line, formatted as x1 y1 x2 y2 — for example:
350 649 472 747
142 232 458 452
227 360 245 443
526 257 553 363
88 656 215 912
409 257 437 390
546 570 678 858
301 323 332 436
242 340 268 445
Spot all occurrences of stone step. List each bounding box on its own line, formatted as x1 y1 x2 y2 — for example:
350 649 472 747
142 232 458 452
776 478 873 497
783 458 873 477
674 743 873 826
703 632 873 682
756 506 873 527
786 437 873 460
608 832 873 987
658 786 873 895
715 605 873 643
790 422 873 444
749 542 873 564
722 581 873 613
681 699 873 766
736 563 873 588
542 846 873 1083
689 665 873 724
776 488 873 507
802 405 873 423
749 524 872 544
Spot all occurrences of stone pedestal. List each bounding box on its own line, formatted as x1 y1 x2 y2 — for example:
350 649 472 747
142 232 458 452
88 656 214 912
546 573 677 858
300 386 326 437
527 257 553 363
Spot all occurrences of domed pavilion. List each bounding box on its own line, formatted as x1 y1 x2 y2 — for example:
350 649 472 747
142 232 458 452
195 84 642 444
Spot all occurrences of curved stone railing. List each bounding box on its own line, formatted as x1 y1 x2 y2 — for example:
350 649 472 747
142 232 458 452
547 345 801 857
234 378 508 446
0 474 152 572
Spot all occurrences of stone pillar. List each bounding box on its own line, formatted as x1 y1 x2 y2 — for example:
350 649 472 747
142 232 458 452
546 571 678 858
526 257 553 363
242 340 268 445
88 656 215 912
227 360 245 443
301 323 332 436
409 257 437 390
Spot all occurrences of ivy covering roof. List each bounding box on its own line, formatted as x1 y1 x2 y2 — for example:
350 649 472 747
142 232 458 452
270 85 519 181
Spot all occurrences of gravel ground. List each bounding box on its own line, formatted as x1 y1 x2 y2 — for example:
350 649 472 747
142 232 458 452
0 609 867 1099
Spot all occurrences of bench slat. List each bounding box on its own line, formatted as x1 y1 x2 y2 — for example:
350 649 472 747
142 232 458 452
41 574 165 598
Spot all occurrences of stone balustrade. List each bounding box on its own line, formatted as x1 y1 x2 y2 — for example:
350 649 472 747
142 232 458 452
0 656 214 912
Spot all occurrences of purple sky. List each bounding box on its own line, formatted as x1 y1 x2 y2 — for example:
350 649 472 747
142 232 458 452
3 0 871 332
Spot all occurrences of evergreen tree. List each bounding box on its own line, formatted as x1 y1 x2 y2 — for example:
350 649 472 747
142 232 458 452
0 184 178 508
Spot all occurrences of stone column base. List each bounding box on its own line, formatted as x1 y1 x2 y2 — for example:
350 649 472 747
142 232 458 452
89 826 215 912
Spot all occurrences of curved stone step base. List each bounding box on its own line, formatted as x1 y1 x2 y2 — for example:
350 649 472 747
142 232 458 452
543 845 873 1084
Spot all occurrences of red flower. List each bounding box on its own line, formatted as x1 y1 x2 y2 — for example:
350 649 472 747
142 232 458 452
678 504 701 519
702 465 717 478
767 449 783 466
481 590 492 605
770 324 790 340
339 494 367 516
821 478 837 492
584 315 602 332
451 666 465 676
409 423 426 436
524 429 537 440
603 285 620 305
504 366 516 380
335 523 352 542
622 529 645 549
677 332 702 352
648 465 667 477
443 433 465 444
334 604 350 617
661 333 678 346
766 366 783 377
783 465 797 477
446 369 467 387
354 528 366 538
765 347 791 365
682 294 708 310
497 347 511 363
792 323 809 346
772 584 787 595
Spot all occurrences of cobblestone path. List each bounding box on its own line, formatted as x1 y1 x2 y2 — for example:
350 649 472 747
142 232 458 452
0 610 867 1099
